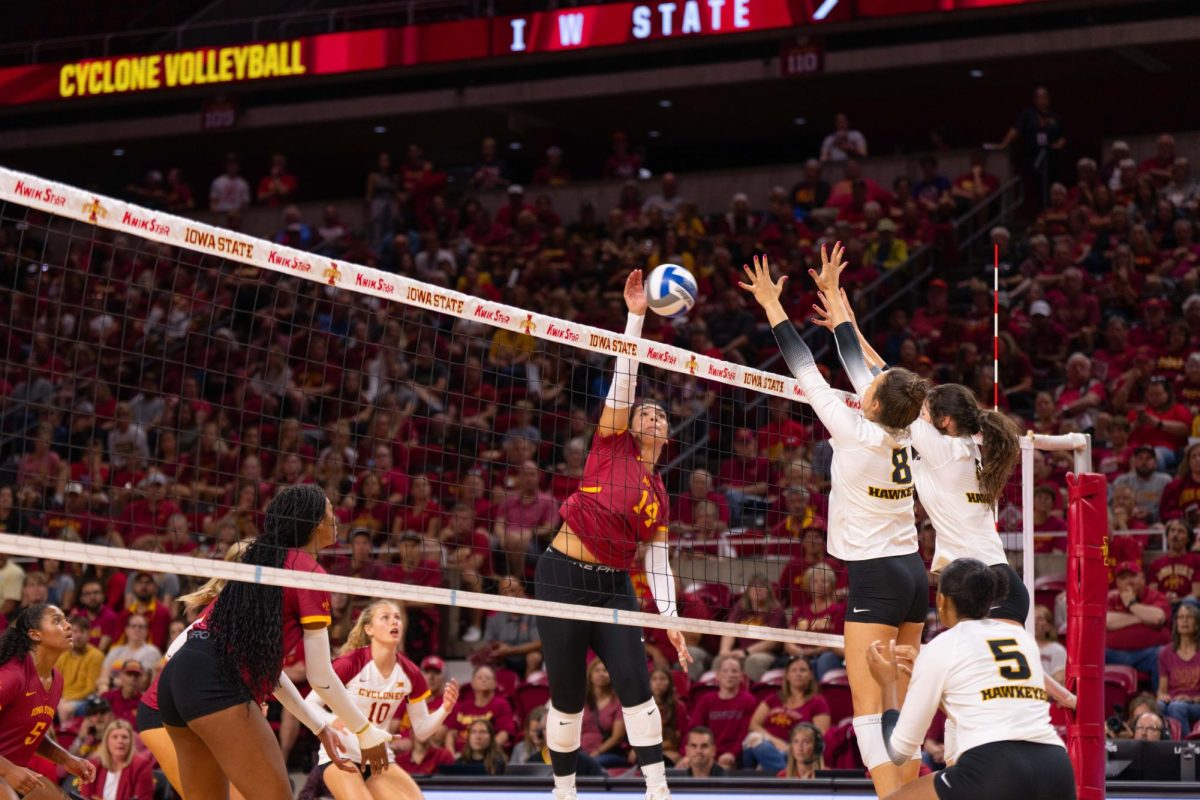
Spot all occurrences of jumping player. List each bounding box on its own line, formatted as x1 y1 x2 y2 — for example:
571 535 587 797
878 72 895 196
867 558 1075 800
534 269 691 800
814 290 1076 710
741 248 928 798
0 604 96 799
305 600 460 800
138 541 349 800
156 484 393 800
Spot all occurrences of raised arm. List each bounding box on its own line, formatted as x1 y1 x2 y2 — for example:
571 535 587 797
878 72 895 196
596 270 648 436
738 252 865 444
812 285 884 396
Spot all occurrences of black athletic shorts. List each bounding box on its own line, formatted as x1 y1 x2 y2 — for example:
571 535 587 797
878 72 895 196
986 563 1031 625
845 553 929 626
158 632 250 727
934 740 1074 800
135 700 162 732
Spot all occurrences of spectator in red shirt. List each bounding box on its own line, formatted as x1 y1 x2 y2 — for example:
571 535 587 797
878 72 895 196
495 184 535 229
1138 133 1176 188
1032 486 1067 552
256 152 297 206
1128 376 1192 471
908 279 949 346
1094 417 1133 481
331 529 388 582
688 654 758 769
719 575 786 681
494 461 558 578
604 131 642 180
951 152 1000 211
76 578 120 651
757 398 808 462
100 660 144 726
1054 352 1106 433
671 469 726 532
718 429 772 527
1094 316 1136 383
1160 443 1200 525
1149 519 1200 604
394 734 455 776
1105 561 1171 689
119 571 171 651
442 665 515 757
744 656 832 772
531 146 571 186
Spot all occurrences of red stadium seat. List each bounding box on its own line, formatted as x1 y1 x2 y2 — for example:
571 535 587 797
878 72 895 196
515 682 550 721
819 669 853 723
1188 721 1200 741
1103 664 1138 714
670 669 690 699
494 668 520 699
758 668 785 686
1167 717 1183 740
1034 574 1066 612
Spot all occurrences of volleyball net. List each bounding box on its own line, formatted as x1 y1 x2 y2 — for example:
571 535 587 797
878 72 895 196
0 164 866 664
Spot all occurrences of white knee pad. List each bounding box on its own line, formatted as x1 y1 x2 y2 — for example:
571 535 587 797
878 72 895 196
546 706 583 753
853 714 891 770
621 698 663 748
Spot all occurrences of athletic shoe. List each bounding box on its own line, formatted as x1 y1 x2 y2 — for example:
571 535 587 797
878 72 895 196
551 790 577 800
462 626 482 643
645 786 672 800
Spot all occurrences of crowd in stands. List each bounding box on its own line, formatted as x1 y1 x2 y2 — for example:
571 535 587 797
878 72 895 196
3 101 1200 788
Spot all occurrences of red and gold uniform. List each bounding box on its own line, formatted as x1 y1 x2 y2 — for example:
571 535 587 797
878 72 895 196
0 654 63 768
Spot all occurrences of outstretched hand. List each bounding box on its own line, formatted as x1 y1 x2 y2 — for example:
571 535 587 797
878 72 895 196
737 254 786 310
624 269 648 316
811 287 855 331
866 639 906 687
808 241 847 295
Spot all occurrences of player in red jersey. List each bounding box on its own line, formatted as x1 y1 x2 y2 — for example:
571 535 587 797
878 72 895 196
156 484 391 800
306 600 459 799
137 541 345 800
534 270 690 800
0 604 96 798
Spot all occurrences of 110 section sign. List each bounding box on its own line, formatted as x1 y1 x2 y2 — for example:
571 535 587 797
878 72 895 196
0 0 1050 106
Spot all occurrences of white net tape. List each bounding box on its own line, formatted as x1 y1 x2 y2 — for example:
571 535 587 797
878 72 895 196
0 533 843 647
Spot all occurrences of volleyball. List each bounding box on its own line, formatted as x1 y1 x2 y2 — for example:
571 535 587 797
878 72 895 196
646 263 698 318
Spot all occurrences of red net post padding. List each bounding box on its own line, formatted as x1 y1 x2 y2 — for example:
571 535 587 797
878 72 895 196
1065 472 1107 800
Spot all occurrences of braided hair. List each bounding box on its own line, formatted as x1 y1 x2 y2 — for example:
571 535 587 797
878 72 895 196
207 484 328 700
0 603 54 667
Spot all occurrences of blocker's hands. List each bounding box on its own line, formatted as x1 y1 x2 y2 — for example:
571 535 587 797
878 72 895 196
808 241 847 295
737 254 786 309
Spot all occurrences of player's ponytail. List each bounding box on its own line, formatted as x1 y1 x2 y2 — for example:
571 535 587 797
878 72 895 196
938 558 1005 619
928 384 1020 504
338 600 401 656
176 538 256 614
0 604 52 667
209 484 327 701
873 368 929 431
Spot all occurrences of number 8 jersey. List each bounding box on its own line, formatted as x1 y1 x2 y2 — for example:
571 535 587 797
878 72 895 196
312 647 429 766
807 382 919 562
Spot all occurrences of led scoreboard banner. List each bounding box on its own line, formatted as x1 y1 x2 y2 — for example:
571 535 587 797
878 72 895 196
0 0 1054 106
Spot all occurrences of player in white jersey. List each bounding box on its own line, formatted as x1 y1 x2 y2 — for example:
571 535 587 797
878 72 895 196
741 248 929 798
814 294 1029 622
305 601 459 800
821 297 1077 712
867 558 1075 800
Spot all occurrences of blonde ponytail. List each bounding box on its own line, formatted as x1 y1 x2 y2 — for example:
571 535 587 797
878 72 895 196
176 538 256 614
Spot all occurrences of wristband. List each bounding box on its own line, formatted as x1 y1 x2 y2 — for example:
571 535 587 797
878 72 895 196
355 722 370 735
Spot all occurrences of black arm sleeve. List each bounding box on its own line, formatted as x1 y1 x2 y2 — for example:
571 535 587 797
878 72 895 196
833 322 876 395
771 320 816 378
